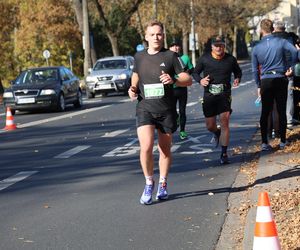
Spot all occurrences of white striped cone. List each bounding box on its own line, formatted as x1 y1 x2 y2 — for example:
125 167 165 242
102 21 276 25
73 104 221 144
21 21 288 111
253 192 281 250
4 107 17 130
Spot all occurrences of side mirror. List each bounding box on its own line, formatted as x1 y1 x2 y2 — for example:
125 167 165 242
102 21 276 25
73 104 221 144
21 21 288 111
130 65 134 70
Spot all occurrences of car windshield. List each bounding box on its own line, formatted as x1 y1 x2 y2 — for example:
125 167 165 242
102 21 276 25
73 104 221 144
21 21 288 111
14 69 59 85
93 60 127 71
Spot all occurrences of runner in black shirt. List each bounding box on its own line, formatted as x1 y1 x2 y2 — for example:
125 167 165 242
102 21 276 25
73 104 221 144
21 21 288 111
193 36 242 164
128 20 192 205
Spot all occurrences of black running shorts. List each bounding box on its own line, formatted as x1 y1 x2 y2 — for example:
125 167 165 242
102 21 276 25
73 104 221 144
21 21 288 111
136 110 177 134
202 92 232 118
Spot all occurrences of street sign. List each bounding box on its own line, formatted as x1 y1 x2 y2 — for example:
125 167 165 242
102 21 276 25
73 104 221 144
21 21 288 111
43 50 50 59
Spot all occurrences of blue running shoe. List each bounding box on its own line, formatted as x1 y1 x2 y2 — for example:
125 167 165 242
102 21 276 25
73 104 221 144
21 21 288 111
140 183 154 205
156 182 168 200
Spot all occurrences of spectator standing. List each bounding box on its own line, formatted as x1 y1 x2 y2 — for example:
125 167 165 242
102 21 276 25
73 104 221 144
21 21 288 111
128 20 192 205
169 40 194 140
272 20 297 128
251 19 299 151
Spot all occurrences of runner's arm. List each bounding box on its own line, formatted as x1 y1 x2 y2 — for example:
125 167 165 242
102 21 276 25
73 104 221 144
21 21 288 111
128 72 139 99
175 72 192 87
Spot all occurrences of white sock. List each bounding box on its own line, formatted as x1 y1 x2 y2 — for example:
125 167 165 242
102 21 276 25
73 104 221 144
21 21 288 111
145 176 154 185
159 176 167 183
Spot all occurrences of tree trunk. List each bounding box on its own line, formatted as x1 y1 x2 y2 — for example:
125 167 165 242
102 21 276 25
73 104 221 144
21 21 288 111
107 32 119 56
232 25 238 58
182 30 189 56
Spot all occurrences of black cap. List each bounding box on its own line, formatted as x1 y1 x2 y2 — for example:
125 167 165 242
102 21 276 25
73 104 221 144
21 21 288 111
169 39 181 47
211 36 225 45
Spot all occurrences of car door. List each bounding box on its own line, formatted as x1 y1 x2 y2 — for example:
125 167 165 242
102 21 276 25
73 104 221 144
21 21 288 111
59 68 72 102
64 68 79 99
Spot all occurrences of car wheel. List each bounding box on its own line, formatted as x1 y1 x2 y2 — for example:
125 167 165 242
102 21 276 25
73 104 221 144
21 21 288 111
74 90 83 108
56 93 65 112
86 90 95 99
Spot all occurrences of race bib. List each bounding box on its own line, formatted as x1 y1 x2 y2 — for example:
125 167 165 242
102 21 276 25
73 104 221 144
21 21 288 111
144 83 165 99
209 84 224 95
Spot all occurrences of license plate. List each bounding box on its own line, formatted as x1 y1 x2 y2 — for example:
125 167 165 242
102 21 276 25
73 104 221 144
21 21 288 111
17 98 35 104
95 83 113 90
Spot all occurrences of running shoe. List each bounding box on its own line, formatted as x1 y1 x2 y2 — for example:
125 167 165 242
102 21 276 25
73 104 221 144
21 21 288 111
140 183 155 205
261 143 272 151
179 131 188 140
279 141 289 150
220 154 230 165
210 129 221 148
156 182 168 200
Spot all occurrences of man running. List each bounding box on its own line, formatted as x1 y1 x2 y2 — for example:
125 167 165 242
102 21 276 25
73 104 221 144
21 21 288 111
128 20 192 205
192 35 242 164
169 40 194 140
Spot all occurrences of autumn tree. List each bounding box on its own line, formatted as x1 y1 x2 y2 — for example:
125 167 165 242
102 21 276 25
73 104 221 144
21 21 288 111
14 0 83 75
0 1 17 85
91 0 144 56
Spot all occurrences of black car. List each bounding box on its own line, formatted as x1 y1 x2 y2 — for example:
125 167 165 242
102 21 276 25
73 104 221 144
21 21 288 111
3 66 83 114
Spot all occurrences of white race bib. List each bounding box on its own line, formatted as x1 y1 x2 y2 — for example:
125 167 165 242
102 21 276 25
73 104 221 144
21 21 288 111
144 83 165 99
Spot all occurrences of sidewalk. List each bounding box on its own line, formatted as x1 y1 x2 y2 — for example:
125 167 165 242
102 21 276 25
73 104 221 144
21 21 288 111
216 126 300 250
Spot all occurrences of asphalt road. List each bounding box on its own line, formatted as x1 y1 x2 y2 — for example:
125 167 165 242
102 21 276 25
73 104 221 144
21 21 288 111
0 61 260 250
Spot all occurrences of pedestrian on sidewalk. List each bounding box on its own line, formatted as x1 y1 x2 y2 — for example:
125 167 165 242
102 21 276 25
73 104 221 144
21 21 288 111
273 20 298 129
251 19 300 151
128 20 192 205
192 35 242 164
169 39 194 140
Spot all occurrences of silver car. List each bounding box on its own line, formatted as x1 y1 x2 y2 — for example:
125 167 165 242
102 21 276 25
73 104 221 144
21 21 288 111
85 56 134 98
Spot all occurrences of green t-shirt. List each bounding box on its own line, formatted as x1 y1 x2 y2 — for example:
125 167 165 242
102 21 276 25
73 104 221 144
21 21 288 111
174 54 193 88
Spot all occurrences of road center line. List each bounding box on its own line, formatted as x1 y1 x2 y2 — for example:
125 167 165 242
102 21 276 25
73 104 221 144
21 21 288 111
0 171 38 191
54 145 91 159
102 129 130 137
17 105 111 129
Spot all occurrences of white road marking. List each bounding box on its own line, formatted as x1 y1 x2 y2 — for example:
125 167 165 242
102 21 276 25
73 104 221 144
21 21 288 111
186 101 199 107
0 171 38 191
54 145 91 159
17 105 111 128
102 129 130 138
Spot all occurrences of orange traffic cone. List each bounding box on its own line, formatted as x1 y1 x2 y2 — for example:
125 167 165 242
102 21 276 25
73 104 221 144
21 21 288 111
253 192 281 250
4 107 17 130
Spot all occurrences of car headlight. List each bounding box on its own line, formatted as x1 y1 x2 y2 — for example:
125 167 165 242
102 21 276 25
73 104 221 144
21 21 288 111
3 92 13 98
40 89 56 95
116 74 127 80
86 76 96 82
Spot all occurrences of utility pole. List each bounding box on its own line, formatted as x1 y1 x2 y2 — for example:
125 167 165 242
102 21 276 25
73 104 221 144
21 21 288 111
190 0 196 66
83 0 91 78
153 0 157 19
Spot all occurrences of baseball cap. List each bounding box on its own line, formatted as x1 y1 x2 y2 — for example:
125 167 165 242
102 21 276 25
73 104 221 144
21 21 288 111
211 36 225 45
273 20 285 30
169 39 181 47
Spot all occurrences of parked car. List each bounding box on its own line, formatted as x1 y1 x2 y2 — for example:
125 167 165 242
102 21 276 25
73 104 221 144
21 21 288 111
85 56 134 98
3 66 82 114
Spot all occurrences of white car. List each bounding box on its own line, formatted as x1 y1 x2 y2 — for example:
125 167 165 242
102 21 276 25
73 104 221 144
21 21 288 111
85 56 134 98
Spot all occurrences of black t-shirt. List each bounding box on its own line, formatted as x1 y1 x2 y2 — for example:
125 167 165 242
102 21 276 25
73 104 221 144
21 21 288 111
192 53 242 94
133 48 185 113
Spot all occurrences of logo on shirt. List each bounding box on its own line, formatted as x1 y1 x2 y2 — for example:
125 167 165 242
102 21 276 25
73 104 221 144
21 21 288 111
160 62 166 67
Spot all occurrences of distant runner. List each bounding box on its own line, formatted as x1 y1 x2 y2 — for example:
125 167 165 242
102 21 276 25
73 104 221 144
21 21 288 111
192 35 242 164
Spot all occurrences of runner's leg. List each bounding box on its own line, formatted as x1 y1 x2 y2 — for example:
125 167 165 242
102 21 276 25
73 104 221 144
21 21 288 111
137 125 155 179
205 116 217 132
219 111 230 147
157 130 173 179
